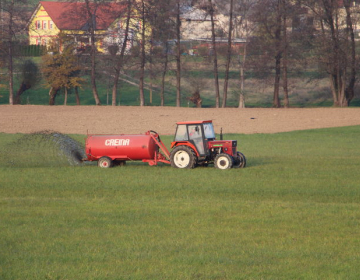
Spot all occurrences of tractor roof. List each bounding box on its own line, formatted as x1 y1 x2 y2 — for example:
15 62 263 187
176 120 213 125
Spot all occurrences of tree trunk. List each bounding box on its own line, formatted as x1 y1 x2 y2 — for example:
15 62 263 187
112 0 132 106
273 0 282 108
175 0 181 107
339 73 347 107
8 0 14 105
325 2 343 107
149 31 154 105
160 42 169 107
75 87 81 105
14 82 31 105
85 0 101 105
49 87 59 106
208 0 220 108
64 87 68 105
238 43 247 109
273 56 281 108
344 0 356 106
139 0 146 106
222 0 234 108
282 0 289 108
329 74 339 106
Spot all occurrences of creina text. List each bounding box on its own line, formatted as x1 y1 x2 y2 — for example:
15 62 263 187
105 139 130 146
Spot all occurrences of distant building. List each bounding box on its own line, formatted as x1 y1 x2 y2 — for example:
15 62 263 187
27 1 141 53
179 4 244 40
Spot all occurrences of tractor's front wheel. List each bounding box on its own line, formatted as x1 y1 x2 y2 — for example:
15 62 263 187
98 156 113 168
233 152 246 168
170 146 197 169
214 153 233 170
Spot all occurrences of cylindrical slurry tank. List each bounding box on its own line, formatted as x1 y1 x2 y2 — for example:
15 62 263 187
86 134 158 161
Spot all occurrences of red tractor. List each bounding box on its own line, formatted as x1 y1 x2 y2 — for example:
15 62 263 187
84 120 246 170
169 120 246 169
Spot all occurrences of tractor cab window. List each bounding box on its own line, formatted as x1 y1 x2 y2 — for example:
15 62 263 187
188 125 205 154
203 123 215 140
174 124 188 141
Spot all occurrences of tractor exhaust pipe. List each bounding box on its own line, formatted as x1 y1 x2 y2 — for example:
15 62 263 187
220 128 223 140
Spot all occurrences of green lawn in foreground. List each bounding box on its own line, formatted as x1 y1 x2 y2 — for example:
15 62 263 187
0 126 360 279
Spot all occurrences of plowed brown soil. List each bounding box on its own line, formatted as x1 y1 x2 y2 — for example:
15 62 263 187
1 105 360 135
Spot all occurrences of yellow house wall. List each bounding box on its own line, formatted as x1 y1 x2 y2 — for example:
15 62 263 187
28 4 148 53
29 4 59 45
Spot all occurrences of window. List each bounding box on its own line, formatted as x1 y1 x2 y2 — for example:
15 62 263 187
203 123 215 139
43 21 47 29
174 125 188 141
36 20 41 29
188 125 204 154
49 21 53 30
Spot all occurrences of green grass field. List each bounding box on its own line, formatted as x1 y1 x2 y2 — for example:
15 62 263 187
1 126 360 279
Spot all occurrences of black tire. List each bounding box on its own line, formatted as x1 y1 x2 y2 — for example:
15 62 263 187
214 153 233 170
170 146 197 169
233 152 246 168
98 156 113 168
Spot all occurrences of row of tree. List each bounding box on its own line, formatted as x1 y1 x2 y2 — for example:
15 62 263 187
0 0 359 107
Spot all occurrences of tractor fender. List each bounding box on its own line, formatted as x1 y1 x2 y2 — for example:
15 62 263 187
170 142 200 157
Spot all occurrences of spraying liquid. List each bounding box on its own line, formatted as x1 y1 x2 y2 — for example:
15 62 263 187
0 131 86 168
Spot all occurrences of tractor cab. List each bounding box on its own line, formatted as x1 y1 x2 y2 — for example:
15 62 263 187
170 120 246 169
172 120 215 156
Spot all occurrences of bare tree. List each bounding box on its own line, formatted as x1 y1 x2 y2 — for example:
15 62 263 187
175 0 182 107
0 0 31 105
343 0 356 106
221 0 234 108
207 0 221 108
138 0 147 106
111 0 132 106
281 0 289 108
302 0 358 106
234 0 257 108
160 43 169 106
83 0 101 105
249 0 294 108
147 0 174 106
7 0 14 105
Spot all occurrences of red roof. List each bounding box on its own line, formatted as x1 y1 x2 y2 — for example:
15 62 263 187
39 1 126 30
176 120 213 125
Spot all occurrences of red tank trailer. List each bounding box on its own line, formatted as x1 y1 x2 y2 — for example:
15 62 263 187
85 131 170 168
84 121 246 169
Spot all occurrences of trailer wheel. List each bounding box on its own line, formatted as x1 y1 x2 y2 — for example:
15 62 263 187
214 153 233 170
233 152 246 168
98 156 113 168
170 146 197 169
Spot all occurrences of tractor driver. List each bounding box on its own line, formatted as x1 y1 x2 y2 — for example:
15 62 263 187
189 125 204 154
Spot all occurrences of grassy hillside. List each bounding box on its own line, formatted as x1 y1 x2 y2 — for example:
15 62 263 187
1 126 360 279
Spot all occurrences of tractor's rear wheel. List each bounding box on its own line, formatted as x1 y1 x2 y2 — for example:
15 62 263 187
98 156 113 168
214 153 233 170
170 146 197 169
233 152 246 168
